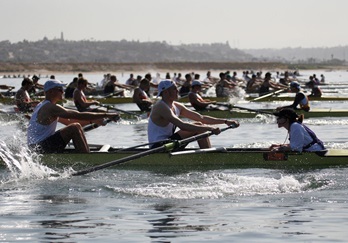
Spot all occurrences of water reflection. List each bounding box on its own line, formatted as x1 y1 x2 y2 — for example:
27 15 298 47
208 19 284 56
146 202 209 241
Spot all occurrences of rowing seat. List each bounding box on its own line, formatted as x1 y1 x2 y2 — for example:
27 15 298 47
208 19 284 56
98 144 111 152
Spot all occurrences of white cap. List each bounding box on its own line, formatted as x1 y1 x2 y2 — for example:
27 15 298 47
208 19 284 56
157 80 175 97
44 80 66 92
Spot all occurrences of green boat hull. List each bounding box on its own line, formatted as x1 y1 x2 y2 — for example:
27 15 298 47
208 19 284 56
3 148 347 173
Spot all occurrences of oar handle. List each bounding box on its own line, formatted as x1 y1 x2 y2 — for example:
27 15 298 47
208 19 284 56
82 116 118 132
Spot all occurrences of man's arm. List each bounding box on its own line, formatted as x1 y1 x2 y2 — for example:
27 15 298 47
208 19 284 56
151 101 213 133
188 93 210 109
45 104 118 126
73 90 97 109
178 102 239 126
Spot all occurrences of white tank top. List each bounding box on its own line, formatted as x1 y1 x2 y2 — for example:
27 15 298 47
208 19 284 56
148 101 180 143
27 100 58 145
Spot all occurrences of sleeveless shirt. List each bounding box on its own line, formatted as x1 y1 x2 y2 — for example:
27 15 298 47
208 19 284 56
148 101 180 143
27 100 58 145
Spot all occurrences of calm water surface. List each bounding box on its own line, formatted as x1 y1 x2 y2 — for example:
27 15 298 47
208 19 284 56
0 70 348 242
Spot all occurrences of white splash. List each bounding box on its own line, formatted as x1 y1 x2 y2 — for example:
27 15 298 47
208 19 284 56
0 137 58 181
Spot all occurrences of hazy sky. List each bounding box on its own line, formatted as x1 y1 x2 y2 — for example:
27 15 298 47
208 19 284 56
1 0 348 49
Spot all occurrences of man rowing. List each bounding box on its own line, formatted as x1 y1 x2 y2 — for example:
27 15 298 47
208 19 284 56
276 81 310 111
259 72 287 96
188 80 216 111
132 78 153 112
73 78 100 112
103 75 125 97
27 80 119 153
148 80 239 149
28 75 44 96
15 78 40 112
306 78 322 97
215 72 236 97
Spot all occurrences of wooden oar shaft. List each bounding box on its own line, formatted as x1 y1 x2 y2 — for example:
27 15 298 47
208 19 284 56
118 139 171 151
72 124 237 176
252 88 288 101
232 106 274 115
102 104 141 118
72 145 168 176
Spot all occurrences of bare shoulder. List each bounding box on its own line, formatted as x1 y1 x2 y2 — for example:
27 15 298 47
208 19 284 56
173 101 188 112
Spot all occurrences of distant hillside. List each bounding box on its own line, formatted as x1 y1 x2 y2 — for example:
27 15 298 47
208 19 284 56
244 46 348 64
1 38 347 65
0 39 253 63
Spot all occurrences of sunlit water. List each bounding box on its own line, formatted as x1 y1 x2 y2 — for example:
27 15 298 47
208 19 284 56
0 70 348 242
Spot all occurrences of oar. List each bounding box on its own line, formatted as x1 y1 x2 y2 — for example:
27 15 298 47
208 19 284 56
118 139 171 151
170 147 227 156
251 88 288 101
215 102 232 108
101 104 143 118
82 117 118 132
72 124 238 176
231 105 274 115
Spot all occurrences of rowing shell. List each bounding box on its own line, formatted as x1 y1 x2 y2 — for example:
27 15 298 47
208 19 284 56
96 95 348 104
1 106 348 121
2 95 348 106
118 108 348 119
2 145 347 173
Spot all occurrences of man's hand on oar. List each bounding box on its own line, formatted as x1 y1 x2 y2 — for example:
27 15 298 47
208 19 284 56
82 114 120 132
72 123 239 176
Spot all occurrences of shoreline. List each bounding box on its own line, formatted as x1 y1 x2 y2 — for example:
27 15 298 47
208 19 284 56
0 62 347 75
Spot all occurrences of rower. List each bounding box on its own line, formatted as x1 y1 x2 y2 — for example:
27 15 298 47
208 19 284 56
188 80 216 111
306 78 322 97
27 79 119 153
73 78 101 112
15 78 40 112
215 72 236 97
259 72 287 96
277 81 310 111
103 75 125 97
28 75 44 96
148 80 239 149
132 78 153 112
270 108 325 152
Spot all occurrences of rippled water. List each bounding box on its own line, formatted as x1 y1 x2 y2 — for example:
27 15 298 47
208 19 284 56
0 70 348 242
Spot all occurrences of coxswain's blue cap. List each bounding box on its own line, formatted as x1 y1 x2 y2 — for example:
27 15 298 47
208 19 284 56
290 81 301 90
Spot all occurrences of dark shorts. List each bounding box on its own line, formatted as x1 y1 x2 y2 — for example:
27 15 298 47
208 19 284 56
29 131 67 153
149 133 186 150
17 104 33 113
137 103 152 112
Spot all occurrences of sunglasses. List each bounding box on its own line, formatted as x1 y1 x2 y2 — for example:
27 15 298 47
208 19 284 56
54 87 64 92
